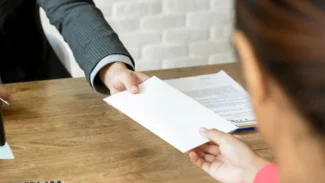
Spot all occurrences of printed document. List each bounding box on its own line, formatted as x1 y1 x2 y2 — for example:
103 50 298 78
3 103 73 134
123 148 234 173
164 71 256 127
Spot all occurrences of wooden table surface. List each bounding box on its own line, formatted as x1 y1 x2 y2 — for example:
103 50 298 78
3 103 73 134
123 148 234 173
0 63 273 183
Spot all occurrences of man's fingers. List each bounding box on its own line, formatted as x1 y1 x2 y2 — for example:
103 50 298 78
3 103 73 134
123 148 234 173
120 72 139 94
0 87 12 103
119 71 150 94
106 69 150 95
135 72 150 84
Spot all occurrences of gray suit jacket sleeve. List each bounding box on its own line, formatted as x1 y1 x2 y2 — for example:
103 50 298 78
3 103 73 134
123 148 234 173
37 0 134 84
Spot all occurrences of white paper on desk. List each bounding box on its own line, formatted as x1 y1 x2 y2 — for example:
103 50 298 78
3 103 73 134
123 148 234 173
164 71 256 125
0 142 14 159
104 76 238 153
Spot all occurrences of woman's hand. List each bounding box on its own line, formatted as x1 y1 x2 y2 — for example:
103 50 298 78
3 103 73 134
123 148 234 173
188 128 268 183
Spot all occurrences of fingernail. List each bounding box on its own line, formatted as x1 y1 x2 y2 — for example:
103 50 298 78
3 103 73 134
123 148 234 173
129 86 139 93
200 127 208 135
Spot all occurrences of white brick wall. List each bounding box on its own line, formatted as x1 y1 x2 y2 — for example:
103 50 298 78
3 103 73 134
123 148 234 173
142 44 188 61
164 0 210 13
164 28 209 44
112 0 161 17
40 0 236 77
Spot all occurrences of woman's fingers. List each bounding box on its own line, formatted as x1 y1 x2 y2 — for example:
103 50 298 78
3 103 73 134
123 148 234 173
195 148 217 162
188 151 212 173
200 144 220 156
189 150 226 177
200 128 229 145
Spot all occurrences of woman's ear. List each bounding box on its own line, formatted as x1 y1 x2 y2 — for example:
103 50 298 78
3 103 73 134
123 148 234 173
233 31 267 104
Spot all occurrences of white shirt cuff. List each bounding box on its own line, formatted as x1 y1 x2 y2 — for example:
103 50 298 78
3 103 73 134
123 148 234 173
90 54 134 95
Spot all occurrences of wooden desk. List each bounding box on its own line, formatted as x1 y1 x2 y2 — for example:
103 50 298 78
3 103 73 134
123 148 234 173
0 63 273 183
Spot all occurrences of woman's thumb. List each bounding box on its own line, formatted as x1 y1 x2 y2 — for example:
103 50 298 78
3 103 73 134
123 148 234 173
200 128 228 145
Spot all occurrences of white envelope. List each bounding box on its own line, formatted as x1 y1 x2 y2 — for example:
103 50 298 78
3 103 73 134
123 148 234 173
104 76 238 153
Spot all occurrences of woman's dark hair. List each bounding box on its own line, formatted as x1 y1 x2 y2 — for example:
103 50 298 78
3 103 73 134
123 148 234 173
235 0 325 137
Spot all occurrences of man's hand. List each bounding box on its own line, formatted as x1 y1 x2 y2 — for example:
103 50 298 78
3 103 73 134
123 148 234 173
99 62 149 95
0 85 12 104
188 128 268 183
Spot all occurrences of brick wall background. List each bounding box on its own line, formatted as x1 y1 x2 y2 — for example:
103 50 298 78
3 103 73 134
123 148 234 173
40 0 237 77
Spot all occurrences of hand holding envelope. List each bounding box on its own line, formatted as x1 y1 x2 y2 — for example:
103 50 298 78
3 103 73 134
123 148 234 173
104 76 238 153
188 128 268 183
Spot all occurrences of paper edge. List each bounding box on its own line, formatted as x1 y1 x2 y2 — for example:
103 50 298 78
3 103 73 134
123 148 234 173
0 142 15 160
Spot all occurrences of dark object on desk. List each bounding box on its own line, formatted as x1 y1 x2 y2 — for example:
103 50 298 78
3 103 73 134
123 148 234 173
17 181 63 183
235 127 255 133
0 103 5 146
0 0 71 84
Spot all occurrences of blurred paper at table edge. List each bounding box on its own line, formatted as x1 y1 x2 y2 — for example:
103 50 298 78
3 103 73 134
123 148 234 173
0 142 15 159
103 76 238 153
